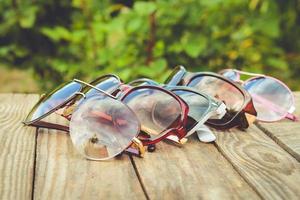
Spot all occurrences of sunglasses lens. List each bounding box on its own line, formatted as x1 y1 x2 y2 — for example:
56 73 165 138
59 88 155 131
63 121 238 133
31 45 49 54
171 89 210 133
221 70 239 81
25 81 82 122
85 75 120 97
70 94 139 160
122 88 182 139
244 77 293 121
188 75 245 124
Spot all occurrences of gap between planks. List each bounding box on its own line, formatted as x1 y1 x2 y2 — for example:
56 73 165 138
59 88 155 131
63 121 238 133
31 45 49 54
31 127 39 200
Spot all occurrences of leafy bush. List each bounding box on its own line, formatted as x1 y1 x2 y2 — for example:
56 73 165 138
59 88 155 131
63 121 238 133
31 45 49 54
0 0 300 90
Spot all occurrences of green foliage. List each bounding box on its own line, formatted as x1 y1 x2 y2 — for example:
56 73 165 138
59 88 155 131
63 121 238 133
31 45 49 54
0 0 300 90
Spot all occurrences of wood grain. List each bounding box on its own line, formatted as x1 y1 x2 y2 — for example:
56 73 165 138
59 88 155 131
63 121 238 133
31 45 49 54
33 112 146 200
256 92 300 161
132 135 260 200
0 94 39 200
214 126 300 200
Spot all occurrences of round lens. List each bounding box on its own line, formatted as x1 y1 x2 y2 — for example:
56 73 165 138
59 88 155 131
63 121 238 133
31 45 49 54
171 89 210 134
70 94 140 160
187 75 245 125
25 81 82 123
244 77 293 122
122 88 182 139
221 70 239 81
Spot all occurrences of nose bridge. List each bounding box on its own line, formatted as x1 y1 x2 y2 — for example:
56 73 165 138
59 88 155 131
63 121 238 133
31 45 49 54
114 83 132 98
119 84 131 92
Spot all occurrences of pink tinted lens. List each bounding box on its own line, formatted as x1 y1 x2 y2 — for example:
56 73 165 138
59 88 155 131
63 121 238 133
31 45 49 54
70 94 140 160
244 77 294 122
188 75 245 124
122 88 182 139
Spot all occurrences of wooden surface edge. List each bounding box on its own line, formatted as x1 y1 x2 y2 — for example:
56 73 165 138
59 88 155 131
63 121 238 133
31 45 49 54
0 94 39 200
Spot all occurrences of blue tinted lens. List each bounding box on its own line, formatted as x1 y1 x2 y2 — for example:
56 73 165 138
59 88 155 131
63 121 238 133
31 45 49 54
27 81 82 122
221 70 239 81
86 75 121 97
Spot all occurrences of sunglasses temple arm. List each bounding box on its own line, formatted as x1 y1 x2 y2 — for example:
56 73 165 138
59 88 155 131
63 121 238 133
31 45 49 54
124 137 146 157
26 120 70 132
233 69 265 77
285 113 299 122
73 79 117 99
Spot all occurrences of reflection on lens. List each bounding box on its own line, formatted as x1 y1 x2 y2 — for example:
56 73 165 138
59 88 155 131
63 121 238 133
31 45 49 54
244 77 293 121
172 89 210 132
85 75 121 97
25 81 82 122
221 70 239 81
70 94 139 160
164 66 186 86
188 75 244 124
122 88 182 139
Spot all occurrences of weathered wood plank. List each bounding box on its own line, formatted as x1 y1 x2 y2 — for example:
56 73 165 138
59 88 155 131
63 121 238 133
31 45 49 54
33 113 146 200
214 126 300 200
256 92 300 161
132 136 260 200
0 94 39 200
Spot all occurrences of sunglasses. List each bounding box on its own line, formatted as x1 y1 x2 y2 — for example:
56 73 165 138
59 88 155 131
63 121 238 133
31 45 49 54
128 78 227 142
219 69 298 122
164 66 258 130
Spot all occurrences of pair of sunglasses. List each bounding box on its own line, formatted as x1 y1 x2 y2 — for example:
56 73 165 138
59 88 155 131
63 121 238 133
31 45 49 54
24 75 195 160
164 66 258 130
220 69 298 122
128 78 227 142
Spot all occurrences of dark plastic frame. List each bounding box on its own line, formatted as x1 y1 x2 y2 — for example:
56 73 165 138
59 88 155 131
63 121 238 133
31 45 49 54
165 65 257 130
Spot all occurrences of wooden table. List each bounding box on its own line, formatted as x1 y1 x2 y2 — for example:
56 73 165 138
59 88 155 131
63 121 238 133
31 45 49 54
0 93 300 200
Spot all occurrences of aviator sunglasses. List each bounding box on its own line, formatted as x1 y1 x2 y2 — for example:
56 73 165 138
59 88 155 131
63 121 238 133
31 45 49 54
165 65 258 130
220 69 298 122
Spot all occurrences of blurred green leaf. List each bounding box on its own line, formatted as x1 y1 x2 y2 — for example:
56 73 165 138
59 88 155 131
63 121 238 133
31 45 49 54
182 33 207 58
133 2 157 15
19 6 38 28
